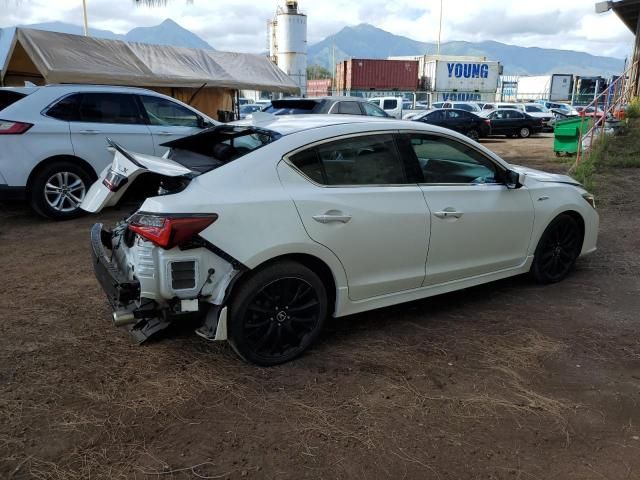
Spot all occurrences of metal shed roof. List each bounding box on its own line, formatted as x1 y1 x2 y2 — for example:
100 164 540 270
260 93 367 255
1 28 299 93
603 0 640 33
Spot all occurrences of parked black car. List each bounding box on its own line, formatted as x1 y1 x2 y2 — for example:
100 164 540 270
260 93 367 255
481 109 543 138
263 96 389 117
413 108 490 141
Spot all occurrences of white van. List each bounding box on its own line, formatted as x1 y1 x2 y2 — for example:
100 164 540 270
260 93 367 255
368 97 403 119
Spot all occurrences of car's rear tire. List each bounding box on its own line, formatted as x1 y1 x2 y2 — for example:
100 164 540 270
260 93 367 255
530 214 583 284
30 161 94 220
466 129 480 141
518 127 531 138
228 261 328 366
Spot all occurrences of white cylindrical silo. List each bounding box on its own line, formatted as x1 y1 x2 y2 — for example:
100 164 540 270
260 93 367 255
274 1 307 96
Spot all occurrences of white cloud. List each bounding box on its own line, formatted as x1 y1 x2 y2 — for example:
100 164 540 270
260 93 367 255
0 0 634 57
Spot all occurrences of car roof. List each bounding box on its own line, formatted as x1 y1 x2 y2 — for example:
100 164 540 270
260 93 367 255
234 114 414 135
0 86 40 94
19 84 161 94
274 96 374 103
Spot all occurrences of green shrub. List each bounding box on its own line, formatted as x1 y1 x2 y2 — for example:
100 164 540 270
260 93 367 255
625 97 640 119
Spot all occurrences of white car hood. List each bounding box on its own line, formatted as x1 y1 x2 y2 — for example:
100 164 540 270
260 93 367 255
511 165 581 186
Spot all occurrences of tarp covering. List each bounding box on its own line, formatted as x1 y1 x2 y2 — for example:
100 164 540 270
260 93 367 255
1 28 299 93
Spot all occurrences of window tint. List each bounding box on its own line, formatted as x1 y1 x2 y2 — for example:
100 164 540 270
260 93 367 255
336 101 362 115
362 102 388 117
446 110 463 119
76 93 144 124
140 95 199 127
291 134 407 186
525 105 543 113
425 110 445 121
383 99 398 110
506 111 524 119
369 99 381 107
409 134 499 184
47 94 82 121
289 149 324 184
0 91 27 111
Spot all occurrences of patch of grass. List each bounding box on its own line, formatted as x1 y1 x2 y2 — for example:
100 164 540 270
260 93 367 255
573 118 640 191
625 97 640 119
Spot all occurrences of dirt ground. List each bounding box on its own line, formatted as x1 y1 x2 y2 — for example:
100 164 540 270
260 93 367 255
1 133 639 479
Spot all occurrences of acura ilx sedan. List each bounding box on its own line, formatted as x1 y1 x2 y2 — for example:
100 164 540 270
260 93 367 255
83 115 598 365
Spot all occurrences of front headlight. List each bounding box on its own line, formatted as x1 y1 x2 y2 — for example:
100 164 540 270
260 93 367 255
582 192 596 209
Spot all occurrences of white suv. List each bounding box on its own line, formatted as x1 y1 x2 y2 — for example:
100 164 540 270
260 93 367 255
0 84 217 219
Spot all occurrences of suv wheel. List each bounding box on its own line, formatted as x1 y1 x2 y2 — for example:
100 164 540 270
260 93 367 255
228 261 328 366
30 161 94 220
518 127 531 138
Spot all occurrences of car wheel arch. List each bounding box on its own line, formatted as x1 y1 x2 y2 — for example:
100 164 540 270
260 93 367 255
26 154 98 194
533 210 586 254
230 253 339 318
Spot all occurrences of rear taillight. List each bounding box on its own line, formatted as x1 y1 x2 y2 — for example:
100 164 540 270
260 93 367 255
128 213 218 249
0 119 33 135
102 169 128 192
485 119 491 125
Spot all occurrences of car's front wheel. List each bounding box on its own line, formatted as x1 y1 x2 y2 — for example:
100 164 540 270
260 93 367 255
530 214 583 284
228 261 328 366
30 161 94 220
518 127 531 138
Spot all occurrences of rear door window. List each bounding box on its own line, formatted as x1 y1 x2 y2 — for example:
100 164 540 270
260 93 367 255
47 94 82 121
290 134 408 186
139 95 200 127
76 93 145 124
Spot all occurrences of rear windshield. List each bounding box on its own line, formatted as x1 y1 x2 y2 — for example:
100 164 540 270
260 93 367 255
0 91 28 111
164 125 281 173
264 99 320 115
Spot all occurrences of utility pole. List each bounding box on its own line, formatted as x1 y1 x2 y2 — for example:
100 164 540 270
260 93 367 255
332 42 336 95
436 0 443 56
82 0 89 36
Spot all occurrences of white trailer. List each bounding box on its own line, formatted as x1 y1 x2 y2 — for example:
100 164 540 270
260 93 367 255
515 74 573 102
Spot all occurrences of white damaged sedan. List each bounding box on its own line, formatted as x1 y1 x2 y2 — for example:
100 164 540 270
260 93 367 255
83 115 598 365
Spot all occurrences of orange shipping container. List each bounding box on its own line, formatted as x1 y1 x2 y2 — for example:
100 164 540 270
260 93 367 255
337 59 418 91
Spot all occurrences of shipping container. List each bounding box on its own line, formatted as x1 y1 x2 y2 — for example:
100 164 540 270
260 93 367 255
514 74 574 102
335 59 418 92
306 79 332 97
421 59 501 93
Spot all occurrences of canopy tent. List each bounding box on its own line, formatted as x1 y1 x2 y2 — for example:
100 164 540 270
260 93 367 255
1 28 299 93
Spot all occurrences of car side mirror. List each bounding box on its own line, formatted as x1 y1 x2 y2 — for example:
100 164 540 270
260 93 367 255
506 169 525 189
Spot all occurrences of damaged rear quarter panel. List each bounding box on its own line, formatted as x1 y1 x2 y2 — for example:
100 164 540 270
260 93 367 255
139 140 349 298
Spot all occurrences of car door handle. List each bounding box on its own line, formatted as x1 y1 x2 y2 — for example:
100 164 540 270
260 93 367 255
312 211 352 224
79 129 100 134
434 209 464 219
156 131 173 136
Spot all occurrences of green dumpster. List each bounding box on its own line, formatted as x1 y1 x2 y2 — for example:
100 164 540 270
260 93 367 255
554 117 592 156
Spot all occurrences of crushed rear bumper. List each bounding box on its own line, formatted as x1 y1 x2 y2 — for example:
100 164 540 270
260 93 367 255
90 223 140 309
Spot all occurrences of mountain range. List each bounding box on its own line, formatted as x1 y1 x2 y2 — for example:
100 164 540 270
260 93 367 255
0 19 625 78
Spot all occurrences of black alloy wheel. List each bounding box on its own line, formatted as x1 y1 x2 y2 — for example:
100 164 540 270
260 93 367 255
530 214 583 284
228 261 327 365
